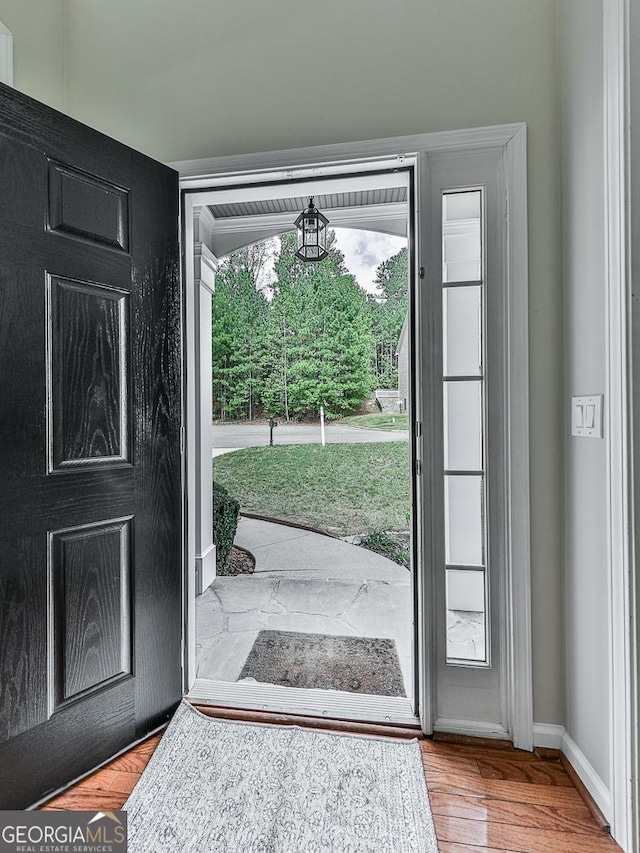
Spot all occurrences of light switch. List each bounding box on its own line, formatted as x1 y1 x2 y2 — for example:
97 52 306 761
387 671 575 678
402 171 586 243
574 405 584 429
571 395 603 438
585 404 595 429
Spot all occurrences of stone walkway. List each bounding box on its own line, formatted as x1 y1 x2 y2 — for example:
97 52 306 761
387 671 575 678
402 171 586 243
196 517 485 697
196 517 414 698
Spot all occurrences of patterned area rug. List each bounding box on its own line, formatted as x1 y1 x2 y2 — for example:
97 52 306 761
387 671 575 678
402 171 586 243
125 701 437 853
239 630 406 697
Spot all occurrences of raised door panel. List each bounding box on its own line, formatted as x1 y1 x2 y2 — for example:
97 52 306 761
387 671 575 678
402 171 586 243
47 276 129 471
47 160 130 253
50 518 132 712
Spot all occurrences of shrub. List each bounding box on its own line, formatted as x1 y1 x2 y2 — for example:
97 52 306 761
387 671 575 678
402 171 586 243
213 481 240 576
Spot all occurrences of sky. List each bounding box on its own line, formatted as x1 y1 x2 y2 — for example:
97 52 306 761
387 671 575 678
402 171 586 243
332 228 407 295
255 228 407 297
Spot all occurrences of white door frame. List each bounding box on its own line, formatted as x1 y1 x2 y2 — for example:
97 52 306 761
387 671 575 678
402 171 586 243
172 123 532 748
604 1 639 850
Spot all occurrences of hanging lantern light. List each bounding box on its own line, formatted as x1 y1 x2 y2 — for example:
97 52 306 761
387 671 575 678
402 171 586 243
294 197 329 262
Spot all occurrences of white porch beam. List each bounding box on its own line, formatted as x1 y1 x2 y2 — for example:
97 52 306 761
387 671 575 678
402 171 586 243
193 237 219 596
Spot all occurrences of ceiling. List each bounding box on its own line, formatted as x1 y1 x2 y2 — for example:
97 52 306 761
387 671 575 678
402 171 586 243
207 186 407 220
203 184 409 257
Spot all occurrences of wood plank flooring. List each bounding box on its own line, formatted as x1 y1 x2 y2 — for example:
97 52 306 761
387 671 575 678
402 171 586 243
42 723 622 852
421 741 621 852
41 733 162 812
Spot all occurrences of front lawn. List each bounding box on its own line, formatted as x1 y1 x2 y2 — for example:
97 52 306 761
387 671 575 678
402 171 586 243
339 413 409 431
213 442 410 536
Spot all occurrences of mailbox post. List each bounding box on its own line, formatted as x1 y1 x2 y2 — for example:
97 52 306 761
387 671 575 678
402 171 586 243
268 418 278 446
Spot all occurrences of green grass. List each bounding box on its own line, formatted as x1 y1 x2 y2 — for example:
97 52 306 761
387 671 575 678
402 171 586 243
338 413 409 431
213 442 410 537
360 529 410 568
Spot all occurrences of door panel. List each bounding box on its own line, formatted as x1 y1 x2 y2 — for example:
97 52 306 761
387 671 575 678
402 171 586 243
0 82 181 807
48 276 129 470
50 518 132 710
47 160 130 252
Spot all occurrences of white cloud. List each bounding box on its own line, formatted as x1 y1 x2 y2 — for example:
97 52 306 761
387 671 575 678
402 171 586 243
332 228 407 295
245 229 407 298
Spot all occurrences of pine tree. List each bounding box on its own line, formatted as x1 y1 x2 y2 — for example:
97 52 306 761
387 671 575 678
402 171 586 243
368 246 409 388
262 231 374 419
211 243 270 420
214 231 405 421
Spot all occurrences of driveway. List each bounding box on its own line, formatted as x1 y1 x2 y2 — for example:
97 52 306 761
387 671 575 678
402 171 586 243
212 422 409 452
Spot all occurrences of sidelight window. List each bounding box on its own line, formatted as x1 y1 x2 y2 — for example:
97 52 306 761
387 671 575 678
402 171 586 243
442 190 488 666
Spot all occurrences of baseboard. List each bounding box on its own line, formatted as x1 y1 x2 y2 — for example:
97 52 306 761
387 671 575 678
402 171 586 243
533 722 612 825
561 730 612 826
434 717 511 740
433 731 515 749
533 722 564 750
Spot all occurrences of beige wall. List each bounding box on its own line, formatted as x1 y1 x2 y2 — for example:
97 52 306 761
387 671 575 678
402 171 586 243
557 0 610 787
5 0 564 726
0 0 64 111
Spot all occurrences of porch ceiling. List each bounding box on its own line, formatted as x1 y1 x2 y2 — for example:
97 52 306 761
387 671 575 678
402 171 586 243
208 186 407 219
205 186 408 256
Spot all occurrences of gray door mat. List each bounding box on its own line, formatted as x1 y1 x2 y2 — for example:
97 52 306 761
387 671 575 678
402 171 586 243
239 629 406 697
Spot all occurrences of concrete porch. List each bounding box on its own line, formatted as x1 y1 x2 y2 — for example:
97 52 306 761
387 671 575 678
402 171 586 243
196 517 414 699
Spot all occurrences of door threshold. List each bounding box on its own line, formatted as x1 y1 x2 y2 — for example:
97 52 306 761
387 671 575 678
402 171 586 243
188 679 419 727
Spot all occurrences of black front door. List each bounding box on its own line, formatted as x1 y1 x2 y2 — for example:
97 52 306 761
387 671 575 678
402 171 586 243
0 83 182 807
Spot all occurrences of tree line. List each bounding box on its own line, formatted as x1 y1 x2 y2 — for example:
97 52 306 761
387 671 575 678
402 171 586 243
212 231 408 421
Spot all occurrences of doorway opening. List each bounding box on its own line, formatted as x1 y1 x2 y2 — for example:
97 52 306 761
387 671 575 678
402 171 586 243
187 168 420 725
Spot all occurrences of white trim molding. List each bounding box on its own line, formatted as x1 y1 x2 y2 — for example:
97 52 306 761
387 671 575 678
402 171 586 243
0 20 13 87
504 125 533 752
434 718 511 741
171 123 528 188
176 125 532 749
603 0 638 850
563 729 614 823
533 723 613 823
417 128 531 749
532 722 564 750
192 205 218 599
183 204 220 688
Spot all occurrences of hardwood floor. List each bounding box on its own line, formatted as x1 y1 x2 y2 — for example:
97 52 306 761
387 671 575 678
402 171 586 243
42 722 622 852
41 733 162 813
421 740 621 852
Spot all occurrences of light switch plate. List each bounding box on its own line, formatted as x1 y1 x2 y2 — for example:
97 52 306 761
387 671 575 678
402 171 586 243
571 395 603 438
